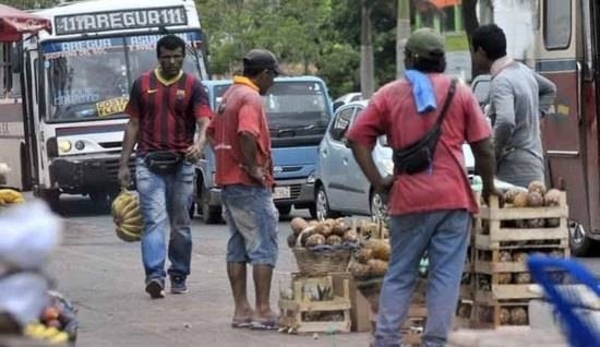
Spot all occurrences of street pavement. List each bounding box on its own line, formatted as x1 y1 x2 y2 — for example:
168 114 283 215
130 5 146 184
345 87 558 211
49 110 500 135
46 197 371 347
45 196 600 347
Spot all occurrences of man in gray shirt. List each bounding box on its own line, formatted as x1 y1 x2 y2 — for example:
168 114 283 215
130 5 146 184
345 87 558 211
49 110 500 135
472 24 556 188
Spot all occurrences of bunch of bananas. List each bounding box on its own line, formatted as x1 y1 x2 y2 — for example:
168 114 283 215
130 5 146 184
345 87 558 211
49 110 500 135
111 188 143 242
23 322 69 344
0 189 25 205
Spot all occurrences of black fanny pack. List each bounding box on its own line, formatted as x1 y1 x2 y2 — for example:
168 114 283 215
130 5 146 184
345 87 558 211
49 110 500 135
393 79 457 175
144 151 183 175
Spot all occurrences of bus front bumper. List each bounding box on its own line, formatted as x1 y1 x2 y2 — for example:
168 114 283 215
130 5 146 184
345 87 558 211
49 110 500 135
49 154 134 194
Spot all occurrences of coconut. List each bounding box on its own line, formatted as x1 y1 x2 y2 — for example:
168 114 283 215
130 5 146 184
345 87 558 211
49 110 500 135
357 248 374 263
343 229 359 243
326 234 342 246
305 234 326 248
512 192 529 208
290 217 309 236
503 189 523 204
500 308 511 325
544 188 562 206
526 191 544 207
528 180 547 196
367 259 389 277
510 307 528 325
513 272 531 284
286 233 297 248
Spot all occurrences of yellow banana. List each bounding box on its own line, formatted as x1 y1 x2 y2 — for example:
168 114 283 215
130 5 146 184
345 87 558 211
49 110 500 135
116 227 141 242
122 213 142 226
48 331 69 343
120 223 142 235
119 197 139 217
0 189 23 204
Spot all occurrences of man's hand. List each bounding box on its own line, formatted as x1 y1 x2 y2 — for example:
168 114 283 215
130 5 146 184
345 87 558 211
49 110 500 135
118 166 131 188
185 142 203 161
482 186 505 207
241 165 266 186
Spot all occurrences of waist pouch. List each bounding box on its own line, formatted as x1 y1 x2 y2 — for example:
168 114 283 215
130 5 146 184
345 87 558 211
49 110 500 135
144 151 183 175
392 127 441 175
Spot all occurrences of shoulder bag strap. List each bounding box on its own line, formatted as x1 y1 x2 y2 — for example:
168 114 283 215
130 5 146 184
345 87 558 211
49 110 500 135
434 78 458 128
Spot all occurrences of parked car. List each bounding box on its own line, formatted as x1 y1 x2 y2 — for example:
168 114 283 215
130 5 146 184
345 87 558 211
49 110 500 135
333 92 362 111
314 100 475 222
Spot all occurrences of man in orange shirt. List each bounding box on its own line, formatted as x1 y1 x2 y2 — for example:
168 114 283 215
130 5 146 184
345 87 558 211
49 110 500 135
206 49 283 330
348 28 501 346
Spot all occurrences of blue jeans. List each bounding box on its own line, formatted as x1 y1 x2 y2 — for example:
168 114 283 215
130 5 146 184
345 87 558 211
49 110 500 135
373 210 471 347
135 158 194 284
221 185 279 267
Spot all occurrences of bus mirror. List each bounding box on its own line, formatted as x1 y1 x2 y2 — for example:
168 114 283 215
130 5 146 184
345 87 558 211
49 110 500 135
11 44 23 74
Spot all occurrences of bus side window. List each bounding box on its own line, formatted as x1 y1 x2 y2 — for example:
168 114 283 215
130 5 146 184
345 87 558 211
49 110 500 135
543 0 572 50
1 43 14 97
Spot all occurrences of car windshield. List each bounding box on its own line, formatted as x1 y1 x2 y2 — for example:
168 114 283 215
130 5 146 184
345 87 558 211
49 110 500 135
265 81 330 135
42 32 203 122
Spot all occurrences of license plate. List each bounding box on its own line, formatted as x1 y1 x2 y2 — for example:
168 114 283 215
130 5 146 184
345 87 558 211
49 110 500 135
273 186 291 200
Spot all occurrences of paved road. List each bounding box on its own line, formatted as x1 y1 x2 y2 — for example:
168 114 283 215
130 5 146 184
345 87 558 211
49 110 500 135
46 197 371 347
44 196 600 347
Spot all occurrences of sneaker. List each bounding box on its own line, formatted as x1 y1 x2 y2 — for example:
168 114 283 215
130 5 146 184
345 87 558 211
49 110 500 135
170 276 188 294
145 279 165 299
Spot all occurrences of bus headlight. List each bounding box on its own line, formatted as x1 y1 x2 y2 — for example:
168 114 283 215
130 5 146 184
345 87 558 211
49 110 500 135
306 171 316 184
58 140 72 154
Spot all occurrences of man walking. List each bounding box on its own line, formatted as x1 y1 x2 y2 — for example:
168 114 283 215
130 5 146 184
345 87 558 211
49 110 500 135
207 49 282 330
118 35 212 299
472 24 556 188
347 28 500 346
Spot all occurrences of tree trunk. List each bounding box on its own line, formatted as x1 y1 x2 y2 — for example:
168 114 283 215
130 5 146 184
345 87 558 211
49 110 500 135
360 1 375 98
396 0 411 78
462 0 481 79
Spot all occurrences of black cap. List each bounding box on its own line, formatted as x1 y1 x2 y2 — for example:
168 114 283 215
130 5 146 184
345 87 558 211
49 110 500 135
243 49 285 75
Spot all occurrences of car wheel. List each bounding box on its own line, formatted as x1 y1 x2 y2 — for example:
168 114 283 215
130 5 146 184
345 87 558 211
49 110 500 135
569 221 598 257
316 186 337 221
277 205 292 216
200 184 222 224
370 191 388 225
308 204 317 219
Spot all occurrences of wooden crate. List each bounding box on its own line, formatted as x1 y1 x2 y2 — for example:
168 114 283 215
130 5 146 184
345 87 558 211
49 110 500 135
473 193 569 250
278 274 351 334
471 299 530 329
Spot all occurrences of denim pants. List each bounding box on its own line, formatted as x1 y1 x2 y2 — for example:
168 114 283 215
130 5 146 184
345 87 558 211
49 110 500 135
135 158 194 284
373 210 471 347
221 185 279 267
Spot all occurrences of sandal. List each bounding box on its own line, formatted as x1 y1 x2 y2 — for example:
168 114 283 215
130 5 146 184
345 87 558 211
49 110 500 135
231 317 252 329
250 317 279 330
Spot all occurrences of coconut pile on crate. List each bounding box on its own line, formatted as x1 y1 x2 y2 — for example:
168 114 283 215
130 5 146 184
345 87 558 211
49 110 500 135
500 180 562 228
287 217 360 275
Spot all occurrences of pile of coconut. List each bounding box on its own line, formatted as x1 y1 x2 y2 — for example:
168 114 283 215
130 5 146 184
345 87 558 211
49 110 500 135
497 180 563 228
286 217 359 250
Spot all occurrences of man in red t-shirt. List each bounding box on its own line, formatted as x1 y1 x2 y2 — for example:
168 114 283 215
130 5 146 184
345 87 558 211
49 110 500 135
347 28 501 346
206 49 283 330
118 35 212 299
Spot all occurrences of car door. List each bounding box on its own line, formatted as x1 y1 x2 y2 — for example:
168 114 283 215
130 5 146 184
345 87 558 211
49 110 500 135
342 106 374 214
319 105 356 212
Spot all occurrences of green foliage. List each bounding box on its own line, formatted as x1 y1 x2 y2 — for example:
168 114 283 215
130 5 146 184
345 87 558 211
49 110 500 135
196 0 399 98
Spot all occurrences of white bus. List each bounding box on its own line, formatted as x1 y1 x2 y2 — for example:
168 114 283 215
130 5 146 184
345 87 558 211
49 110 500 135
0 0 209 210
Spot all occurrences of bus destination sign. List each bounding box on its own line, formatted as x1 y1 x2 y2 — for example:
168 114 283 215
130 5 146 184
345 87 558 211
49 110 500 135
54 6 188 36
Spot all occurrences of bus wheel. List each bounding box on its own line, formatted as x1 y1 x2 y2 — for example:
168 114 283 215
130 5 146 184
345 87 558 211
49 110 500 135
40 189 60 213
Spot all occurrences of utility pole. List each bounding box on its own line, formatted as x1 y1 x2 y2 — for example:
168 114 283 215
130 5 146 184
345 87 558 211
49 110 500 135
396 0 411 78
360 0 375 98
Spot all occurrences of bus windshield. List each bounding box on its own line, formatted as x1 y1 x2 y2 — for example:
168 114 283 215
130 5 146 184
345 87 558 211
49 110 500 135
265 81 331 137
42 31 204 122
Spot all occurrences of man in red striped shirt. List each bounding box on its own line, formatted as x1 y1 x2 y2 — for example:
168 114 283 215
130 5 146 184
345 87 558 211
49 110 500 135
118 35 212 299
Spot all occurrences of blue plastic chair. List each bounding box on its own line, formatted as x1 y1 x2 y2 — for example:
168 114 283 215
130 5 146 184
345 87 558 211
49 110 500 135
527 255 600 347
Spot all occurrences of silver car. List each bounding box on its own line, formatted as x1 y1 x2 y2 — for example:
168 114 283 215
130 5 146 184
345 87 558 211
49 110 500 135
314 100 475 222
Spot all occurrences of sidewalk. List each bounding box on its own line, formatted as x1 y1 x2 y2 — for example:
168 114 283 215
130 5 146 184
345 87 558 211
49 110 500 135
47 214 371 347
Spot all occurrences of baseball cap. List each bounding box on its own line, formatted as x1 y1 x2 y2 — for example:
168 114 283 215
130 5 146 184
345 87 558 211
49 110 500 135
405 28 445 60
243 49 285 75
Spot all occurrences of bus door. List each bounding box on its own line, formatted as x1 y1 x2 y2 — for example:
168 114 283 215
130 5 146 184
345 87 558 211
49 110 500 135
536 0 594 235
21 48 40 190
